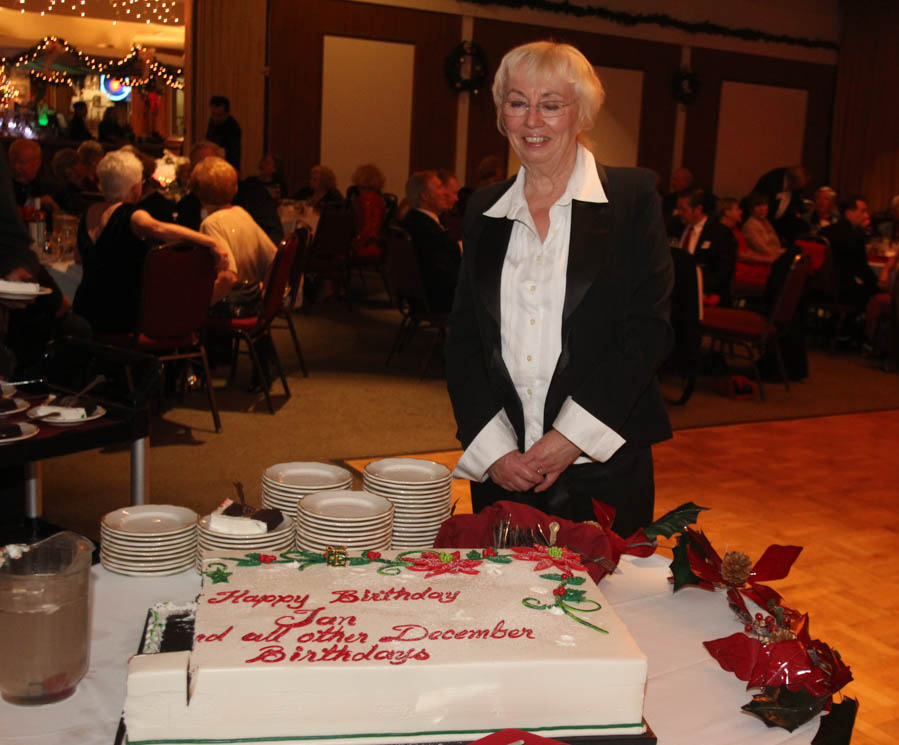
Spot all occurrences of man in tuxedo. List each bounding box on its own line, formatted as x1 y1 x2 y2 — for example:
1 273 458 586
753 165 810 243
821 195 878 312
675 188 736 306
400 171 461 313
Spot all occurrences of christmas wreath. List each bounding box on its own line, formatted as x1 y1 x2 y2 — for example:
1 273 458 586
444 41 488 95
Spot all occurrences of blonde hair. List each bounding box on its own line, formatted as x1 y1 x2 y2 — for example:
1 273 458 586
96 149 143 201
492 41 605 138
190 156 238 206
352 163 386 191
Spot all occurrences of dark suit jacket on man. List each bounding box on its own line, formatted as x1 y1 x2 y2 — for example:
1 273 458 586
401 209 461 313
692 218 737 307
820 219 878 310
445 164 674 463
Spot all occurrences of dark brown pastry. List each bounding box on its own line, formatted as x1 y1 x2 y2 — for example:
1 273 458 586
251 508 283 532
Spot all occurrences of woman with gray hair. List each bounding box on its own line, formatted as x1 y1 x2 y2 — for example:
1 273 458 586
74 148 233 333
445 41 674 536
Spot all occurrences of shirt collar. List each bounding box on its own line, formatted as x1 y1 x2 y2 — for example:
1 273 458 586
483 144 608 221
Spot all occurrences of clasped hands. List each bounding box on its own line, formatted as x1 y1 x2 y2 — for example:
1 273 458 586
486 429 581 493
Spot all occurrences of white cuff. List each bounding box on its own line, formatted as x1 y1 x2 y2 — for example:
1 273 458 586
453 410 519 482
553 396 626 463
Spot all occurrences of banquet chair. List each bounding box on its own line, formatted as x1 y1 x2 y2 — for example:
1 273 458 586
699 253 811 401
347 187 393 295
305 204 355 305
799 235 855 347
205 238 296 414
383 225 448 379
270 227 310 376
94 241 222 432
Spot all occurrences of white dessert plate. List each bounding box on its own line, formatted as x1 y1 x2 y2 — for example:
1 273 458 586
363 457 451 484
102 505 198 536
102 559 195 577
0 398 29 417
101 535 197 555
27 405 106 426
261 477 353 492
299 490 393 521
199 514 290 536
296 520 393 536
263 462 353 487
100 551 195 571
0 286 52 301
0 422 39 445
362 475 452 492
297 524 392 542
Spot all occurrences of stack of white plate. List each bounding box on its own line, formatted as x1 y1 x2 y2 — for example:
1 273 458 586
296 490 393 552
100 505 197 576
261 462 353 518
196 514 295 571
362 458 452 550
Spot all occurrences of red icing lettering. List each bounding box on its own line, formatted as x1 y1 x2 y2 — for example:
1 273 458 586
245 645 285 663
196 625 232 643
379 620 534 643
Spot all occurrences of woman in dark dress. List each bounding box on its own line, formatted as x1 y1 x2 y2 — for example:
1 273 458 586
74 149 233 334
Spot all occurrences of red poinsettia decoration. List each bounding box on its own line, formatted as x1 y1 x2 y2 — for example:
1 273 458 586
682 528 802 617
509 544 586 574
403 551 483 578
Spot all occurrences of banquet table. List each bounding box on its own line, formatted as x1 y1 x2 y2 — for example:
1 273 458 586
0 554 823 745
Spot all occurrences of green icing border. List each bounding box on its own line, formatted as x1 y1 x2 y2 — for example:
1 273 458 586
127 722 645 744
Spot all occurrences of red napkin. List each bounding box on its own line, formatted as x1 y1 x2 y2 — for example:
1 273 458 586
434 499 656 583
468 729 568 745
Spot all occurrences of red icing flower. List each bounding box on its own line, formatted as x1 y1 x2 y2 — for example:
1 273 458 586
257 554 276 564
403 551 483 578
483 547 496 557
365 551 381 560
553 586 566 596
510 544 586 574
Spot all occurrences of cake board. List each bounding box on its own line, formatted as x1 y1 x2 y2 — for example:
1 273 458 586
114 609 657 745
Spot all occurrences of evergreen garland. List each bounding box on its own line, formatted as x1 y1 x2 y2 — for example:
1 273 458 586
466 0 838 51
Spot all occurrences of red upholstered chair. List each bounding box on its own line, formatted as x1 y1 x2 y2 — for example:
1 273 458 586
699 253 811 401
270 228 309 376
205 237 296 414
94 241 222 432
383 225 448 379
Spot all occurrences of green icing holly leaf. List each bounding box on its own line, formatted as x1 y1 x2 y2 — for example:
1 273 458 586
644 501 708 539
540 573 565 582
566 576 586 585
563 589 587 603
466 550 482 560
670 532 702 591
742 687 828 732
485 555 512 563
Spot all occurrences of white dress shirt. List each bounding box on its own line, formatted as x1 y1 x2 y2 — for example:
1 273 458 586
453 145 626 482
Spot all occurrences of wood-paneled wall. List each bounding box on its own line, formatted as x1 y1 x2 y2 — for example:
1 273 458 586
683 48 836 194
268 0 461 195
189 0 267 176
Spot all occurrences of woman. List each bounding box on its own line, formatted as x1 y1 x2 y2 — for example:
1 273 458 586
192 155 277 309
742 191 783 263
74 149 232 334
294 165 342 208
349 163 388 263
245 153 287 203
445 41 673 537
805 186 838 235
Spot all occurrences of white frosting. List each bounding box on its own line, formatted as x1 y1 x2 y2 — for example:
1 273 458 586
0 279 40 294
32 405 86 421
207 514 267 535
125 548 647 744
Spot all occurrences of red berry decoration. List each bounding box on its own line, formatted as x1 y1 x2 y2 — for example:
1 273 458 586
553 586 567 596
257 554 276 564
366 551 381 560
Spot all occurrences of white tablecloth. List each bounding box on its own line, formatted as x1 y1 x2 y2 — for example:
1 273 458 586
1 555 822 745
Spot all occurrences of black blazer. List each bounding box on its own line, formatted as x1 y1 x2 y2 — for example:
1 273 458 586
401 209 461 313
445 165 674 454
693 218 737 307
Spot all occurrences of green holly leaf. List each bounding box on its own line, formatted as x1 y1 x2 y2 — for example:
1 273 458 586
204 567 231 584
644 501 708 540
564 589 586 603
486 555 512 563
670 533 702 591
742 686 828 732
467 550 482 560
236 553 263 566
566 576 586 585
540 573 564 582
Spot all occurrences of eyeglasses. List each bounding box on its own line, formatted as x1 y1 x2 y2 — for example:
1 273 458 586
501 99 574 120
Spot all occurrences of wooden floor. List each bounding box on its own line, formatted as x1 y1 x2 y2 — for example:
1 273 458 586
346 409 899 744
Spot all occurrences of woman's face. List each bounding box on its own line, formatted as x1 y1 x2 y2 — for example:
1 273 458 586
501 68 581 173
752 202 769 220
815 192 833 214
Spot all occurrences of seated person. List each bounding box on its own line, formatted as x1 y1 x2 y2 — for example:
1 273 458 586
820 195 878 313
76 140 104 192
293 164 343 208
98 105 127 144
675 187 736 307
50 148 88 215
8 138 60 214
742 191 783 264
244 153 286 203
875 194 899 242
400 170 460 313
718 197 750 256
804 186 838 235
121 145 175 223
437 169 463 243
349 163 388 262
74 149 232 334
193 156 275 306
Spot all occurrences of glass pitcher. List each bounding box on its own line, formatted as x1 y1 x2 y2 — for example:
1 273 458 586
0 531 95 705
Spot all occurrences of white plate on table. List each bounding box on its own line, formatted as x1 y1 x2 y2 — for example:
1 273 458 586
299 490 393 521
263 462 353 487
0 398 29 417
102 505 198 536
0 286 52 301
26 404 106 426
0 421 39 445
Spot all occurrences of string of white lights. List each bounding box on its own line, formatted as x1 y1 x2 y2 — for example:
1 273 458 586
13 0 182 25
